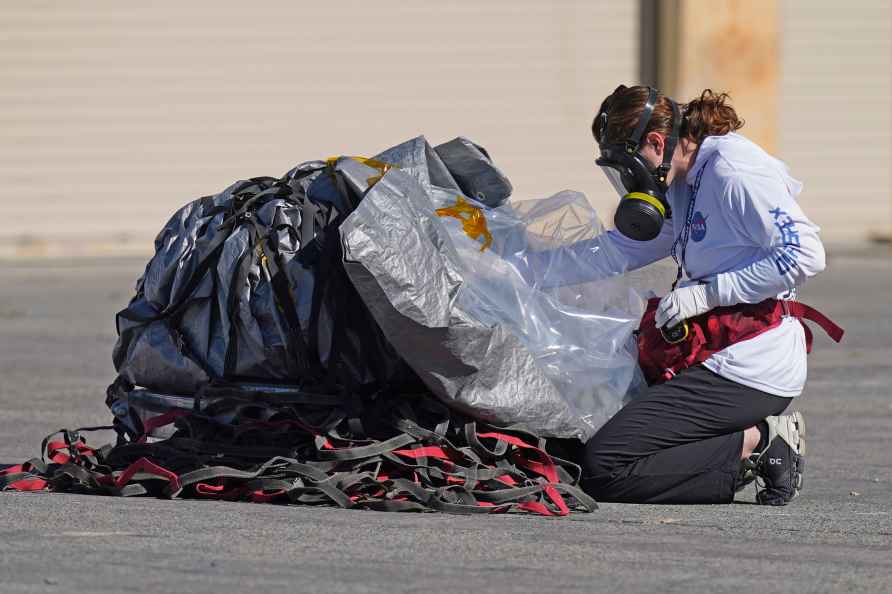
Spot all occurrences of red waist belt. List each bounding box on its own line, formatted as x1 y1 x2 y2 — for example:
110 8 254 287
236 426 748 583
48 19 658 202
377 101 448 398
637 298 844 386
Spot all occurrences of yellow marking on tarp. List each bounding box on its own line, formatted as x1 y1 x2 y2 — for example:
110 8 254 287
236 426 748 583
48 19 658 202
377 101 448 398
435 196 493 252
326 156 395 188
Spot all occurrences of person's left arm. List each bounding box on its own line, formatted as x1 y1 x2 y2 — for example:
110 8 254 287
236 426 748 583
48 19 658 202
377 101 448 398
705 174 825 306
655 172 825 328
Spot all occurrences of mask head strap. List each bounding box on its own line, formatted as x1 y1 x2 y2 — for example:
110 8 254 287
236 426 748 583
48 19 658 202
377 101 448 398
596 111 609 144
656 98 682 186
625 87 658 154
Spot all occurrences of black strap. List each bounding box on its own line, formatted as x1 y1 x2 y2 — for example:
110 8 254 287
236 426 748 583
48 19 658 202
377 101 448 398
315 432 415 461
300 199 318 252
657 98 683 187
627 86 658 152
222 229 256 378
255 244 309 379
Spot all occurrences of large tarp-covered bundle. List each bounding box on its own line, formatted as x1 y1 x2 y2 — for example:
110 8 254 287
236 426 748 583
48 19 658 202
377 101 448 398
111 135 653 442
4 135 658 516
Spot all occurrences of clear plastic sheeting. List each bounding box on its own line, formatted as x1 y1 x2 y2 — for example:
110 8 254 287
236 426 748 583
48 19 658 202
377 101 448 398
434 190 655 432
341 138 662 440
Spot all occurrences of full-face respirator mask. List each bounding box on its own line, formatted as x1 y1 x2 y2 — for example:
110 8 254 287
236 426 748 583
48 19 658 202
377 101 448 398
596 87 683 241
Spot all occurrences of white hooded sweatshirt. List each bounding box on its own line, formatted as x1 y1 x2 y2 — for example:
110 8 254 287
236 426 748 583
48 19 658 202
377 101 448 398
524 133 825 397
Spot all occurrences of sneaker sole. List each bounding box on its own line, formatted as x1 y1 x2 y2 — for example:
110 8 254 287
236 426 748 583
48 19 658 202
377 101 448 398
790 411 806 498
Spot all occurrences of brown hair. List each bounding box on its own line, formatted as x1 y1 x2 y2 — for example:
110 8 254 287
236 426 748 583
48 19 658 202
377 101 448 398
593 85 744 146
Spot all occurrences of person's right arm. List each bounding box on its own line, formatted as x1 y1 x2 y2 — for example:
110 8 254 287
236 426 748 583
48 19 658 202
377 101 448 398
512 222 675 289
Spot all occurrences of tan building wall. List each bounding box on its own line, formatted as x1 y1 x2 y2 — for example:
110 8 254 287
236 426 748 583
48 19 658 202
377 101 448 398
0 1 638 258
653 0 891 245
657 0 780 154
779 0 892 243
3 1 888 258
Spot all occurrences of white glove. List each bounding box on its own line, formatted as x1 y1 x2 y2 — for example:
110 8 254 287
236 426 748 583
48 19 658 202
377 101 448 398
654 284 718 328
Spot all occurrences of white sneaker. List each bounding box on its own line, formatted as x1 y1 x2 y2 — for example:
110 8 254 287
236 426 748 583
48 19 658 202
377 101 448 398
748 411 807 505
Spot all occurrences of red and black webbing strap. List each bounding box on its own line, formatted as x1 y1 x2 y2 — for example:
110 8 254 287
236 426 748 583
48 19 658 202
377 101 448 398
782 301 845 353
3 395 597 516
0 455 51 490
314 433 416 462
784 301 845 343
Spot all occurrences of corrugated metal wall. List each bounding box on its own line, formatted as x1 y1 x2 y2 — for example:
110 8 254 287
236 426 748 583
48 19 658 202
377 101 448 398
779 1 892 243
0 1 638 258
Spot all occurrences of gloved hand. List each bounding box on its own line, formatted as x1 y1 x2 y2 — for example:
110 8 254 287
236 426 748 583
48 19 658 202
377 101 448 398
654 284 718 328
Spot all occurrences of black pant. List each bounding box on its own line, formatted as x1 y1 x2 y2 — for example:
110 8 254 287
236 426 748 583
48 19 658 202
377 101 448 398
580 365 791 504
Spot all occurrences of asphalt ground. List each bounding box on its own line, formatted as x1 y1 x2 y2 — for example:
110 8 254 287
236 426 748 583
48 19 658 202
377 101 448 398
1 251 890 593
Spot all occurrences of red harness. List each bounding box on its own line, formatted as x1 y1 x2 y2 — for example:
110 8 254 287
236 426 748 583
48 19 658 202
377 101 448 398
637 298 844 386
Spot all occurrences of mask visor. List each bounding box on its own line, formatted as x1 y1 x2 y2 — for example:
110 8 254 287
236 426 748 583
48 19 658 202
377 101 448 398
599 165 631 199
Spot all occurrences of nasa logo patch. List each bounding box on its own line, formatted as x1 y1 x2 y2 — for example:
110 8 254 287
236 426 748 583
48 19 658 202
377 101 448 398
691 211 708 242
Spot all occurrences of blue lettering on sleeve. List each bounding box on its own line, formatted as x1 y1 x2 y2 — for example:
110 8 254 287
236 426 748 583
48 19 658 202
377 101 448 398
770 206 802 275
769 207 787 220
775 217 801 248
